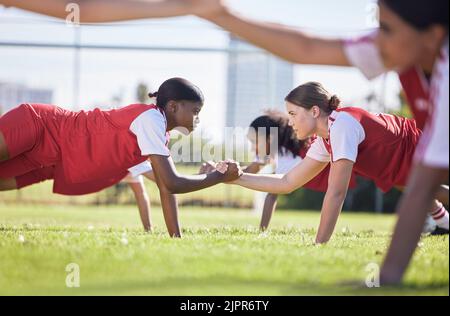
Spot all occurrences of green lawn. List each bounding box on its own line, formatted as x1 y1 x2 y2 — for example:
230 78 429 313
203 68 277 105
0 165 255 207
0 203 448 296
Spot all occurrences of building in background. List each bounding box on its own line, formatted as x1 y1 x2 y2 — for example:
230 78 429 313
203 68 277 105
226 36 294 128
0 82 53 114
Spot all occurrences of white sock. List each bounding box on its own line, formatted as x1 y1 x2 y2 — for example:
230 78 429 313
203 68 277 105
431 203 449 230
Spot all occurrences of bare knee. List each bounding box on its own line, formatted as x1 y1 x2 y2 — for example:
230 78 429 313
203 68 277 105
0 178 17 191
0 131 9 162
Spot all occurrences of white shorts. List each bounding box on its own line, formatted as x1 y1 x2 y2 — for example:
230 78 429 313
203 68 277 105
128 160 153 178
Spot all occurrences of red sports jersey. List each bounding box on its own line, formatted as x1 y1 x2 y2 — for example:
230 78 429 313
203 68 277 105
299 138 357 192
321 107 421 192
399 67 430 130
344 32 442 131
55 103 160 184
0 103 163 195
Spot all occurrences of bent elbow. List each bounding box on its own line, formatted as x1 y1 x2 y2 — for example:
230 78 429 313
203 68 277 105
164 183 179 194
280 187 295 195
158 180 179 195
283 182 298 195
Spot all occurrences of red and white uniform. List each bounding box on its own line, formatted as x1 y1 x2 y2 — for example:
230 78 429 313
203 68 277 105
343 34 449 169
415 44 449 168
0 103 169 195
344 32 430 130
307 107 421 192
273 142 356 193
122 161 153 185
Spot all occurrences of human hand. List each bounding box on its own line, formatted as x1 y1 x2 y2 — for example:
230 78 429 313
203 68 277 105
220 159 243 182
199 161 217 174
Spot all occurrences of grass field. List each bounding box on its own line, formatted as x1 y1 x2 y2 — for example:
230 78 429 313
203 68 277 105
0 165 256 207
0 203 448 296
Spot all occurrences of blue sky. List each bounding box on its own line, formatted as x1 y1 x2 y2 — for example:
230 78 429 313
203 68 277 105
0 0 400 141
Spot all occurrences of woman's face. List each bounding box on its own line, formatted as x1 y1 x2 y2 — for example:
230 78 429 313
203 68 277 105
376 2 433 72
286 101 316 140
247 129 271 158
170 101 203 135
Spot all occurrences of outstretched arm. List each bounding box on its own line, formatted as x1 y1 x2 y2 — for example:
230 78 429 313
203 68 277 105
149 155 241 194
243 161 265 174
142 168 182 237
259 193 279 232
0 0 198 23
198 1 350 66
128 181 152 232
149 155 241 237
232 157 328 194
151 166 181 237
315 159 354 244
